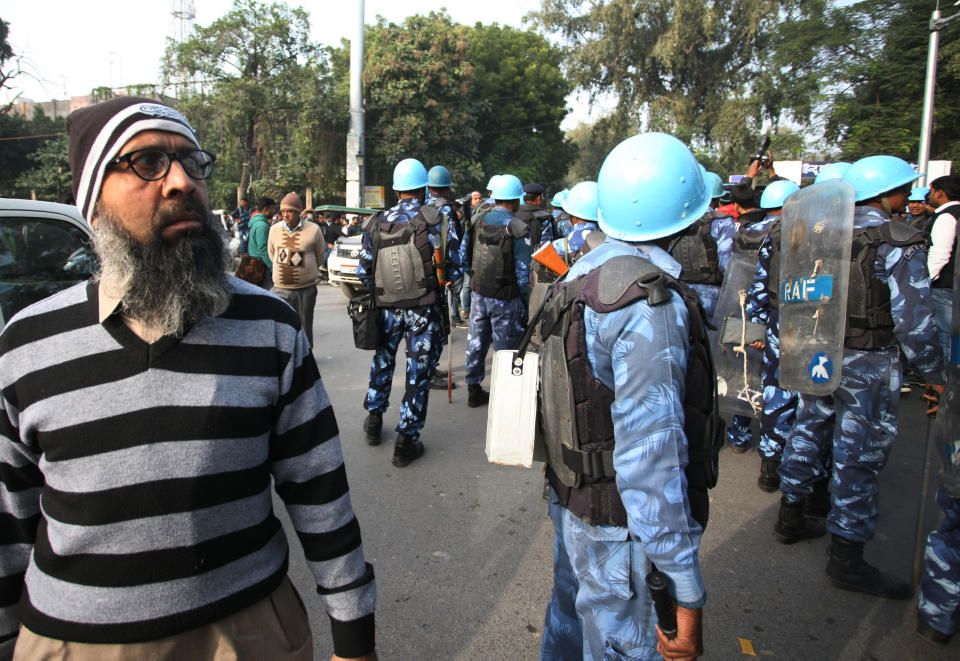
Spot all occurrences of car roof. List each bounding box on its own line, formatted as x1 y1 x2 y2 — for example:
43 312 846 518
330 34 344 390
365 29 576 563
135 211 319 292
0 198 91 236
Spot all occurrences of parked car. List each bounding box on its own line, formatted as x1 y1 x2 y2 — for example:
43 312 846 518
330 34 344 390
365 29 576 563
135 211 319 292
316 205 379 300
0 199 96 329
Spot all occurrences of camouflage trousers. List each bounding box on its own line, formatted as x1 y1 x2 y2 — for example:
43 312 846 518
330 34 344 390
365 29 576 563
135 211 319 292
541 488 660 661
464 292 525 385
919 488 960 637
779 348 901 543
727 414 753 448
760 311 798 461
364 304 444 441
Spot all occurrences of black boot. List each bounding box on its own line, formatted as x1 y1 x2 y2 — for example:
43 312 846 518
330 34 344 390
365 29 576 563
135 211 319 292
363 412 382 446
805 476 831 519
774 497 826 544
392 433 425 467
826 534 913 599
468 384 489 408
757 459 781 492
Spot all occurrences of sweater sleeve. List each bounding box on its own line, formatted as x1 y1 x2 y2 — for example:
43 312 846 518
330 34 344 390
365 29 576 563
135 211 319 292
270 331 376 658
0 379 42 658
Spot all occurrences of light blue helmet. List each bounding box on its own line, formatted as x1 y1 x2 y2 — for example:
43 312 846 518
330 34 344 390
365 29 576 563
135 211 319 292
814 162 851 184
427 165 453 188
843 155 920 202
597 133 710 242
491 174 524 201
759 180 800 209
551 190 568 207
909 186 930 202
562 181 599 222
486 174 501 191
393 158 429 191
703 172 725 199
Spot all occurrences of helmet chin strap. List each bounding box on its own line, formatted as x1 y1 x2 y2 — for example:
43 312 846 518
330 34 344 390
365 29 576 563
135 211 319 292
880 196 893 215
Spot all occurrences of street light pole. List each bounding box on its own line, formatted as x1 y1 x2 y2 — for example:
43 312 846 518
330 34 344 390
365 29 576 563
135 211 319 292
346 0 365 208
918 5 960 186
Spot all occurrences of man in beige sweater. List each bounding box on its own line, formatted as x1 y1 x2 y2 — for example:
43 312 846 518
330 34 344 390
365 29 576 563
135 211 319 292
268 192 326 346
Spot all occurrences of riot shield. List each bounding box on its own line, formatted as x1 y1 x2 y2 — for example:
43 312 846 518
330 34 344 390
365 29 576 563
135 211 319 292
778 180 855 395
710 251 765 418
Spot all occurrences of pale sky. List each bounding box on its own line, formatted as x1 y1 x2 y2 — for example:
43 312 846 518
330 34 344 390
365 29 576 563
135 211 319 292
3 0 610 129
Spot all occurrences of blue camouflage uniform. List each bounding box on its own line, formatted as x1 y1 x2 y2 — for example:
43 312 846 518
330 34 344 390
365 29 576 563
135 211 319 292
541 239 706 661
464 206 531 386
357 197 461 441
727 216 775 450
549 221 598 259
686 213 737 324
779 206 946 543
554 208 572 239
745 216 799 462
425 191 464 336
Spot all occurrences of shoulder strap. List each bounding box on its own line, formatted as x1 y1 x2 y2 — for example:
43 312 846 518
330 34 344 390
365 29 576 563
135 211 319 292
508 216 530 238
418 204 441 226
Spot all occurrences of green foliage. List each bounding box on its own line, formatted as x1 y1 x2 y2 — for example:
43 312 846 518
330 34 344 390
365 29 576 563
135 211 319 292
0 109 68 200
14 134 71 202
162 0 347 208
565 113 635 183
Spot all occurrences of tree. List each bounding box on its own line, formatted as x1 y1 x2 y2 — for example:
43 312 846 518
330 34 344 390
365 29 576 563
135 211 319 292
162 0 347 208
357 12 482 193
15 134 71 202
466 23 574 192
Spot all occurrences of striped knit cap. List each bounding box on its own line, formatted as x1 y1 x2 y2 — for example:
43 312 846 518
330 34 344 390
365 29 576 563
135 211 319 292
67 96 200 226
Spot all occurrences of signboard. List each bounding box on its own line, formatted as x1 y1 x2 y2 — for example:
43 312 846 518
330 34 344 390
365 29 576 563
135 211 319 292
363 186 386 209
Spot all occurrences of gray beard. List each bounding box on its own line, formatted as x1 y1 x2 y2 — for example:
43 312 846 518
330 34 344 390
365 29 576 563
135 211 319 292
92 205 231 338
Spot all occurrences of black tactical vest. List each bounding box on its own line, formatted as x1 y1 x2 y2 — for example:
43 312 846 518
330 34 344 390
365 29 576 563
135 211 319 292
732 217 773 256
932 206 960 289
763 222 783 309
470 216 529 300
537 255 721 529
516 204 555 247
371 206 441 308
671 212 725 285
845 221 927 350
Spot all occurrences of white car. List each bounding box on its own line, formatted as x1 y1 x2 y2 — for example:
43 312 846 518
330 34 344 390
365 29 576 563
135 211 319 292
0 199 96 329
315 205 378 300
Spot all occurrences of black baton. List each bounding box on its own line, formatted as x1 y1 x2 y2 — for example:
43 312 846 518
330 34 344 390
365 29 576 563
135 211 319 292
646 569 677 639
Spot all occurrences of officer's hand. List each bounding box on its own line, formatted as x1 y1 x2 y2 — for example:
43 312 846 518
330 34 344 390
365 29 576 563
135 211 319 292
657 606 703 660
924 384 946 417
747 159 763 179
749 340 765 350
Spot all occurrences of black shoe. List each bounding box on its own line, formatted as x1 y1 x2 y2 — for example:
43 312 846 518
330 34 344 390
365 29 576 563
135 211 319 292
774 497 826 544
729 444 750 454
429 373 455 390
805 476 831 519
392 433 425 467
454 320 469 329
468 384 489 408
758 459 781 492
916 612 954 645
363 412 382 446
434 368 448 379
826 535 913 599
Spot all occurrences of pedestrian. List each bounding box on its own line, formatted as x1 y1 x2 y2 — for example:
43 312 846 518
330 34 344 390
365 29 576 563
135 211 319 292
463 174 531 407
248 196 275 288
926 174 960 363
538 132 716 660
268 191 326 347
231 196 251 251
356 158 460 467
0 95 376 660
745 179 803 493
774 155 946 600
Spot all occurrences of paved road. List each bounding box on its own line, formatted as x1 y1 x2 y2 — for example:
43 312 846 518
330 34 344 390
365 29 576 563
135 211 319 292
275 284 951 660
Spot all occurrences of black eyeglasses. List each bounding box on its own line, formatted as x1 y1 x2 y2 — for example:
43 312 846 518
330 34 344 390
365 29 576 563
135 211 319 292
108 148 216 181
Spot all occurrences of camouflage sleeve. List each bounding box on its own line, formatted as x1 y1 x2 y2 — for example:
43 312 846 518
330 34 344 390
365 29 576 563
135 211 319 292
714 216 737 273
540 218 555 245
881 243 946 384
444 210 463 283
585 297 706 608
356 229 374 291
513 236 532 297
745 236 772 325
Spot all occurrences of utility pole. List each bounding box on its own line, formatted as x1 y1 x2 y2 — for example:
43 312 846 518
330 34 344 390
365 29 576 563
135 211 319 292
918 4 960 186
346 0 366 208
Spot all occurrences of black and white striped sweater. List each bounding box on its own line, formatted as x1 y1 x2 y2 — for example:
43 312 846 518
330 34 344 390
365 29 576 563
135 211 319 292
0 277 375 657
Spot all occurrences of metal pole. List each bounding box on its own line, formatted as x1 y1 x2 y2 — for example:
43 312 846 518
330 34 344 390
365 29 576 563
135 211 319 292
346 0 365 208
917 9 940 187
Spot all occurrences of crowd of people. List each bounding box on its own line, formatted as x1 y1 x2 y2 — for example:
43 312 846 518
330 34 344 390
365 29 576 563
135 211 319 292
0 94 956 661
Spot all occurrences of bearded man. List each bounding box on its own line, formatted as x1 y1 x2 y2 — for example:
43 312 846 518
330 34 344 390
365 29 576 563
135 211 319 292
0 97 377 661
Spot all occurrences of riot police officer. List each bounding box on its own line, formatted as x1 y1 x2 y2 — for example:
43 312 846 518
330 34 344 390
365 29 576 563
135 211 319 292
745 180 802 493
516 182 556 249
775 155 946 599
539 133 717 661
463 174 532 407
357 158 461 467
